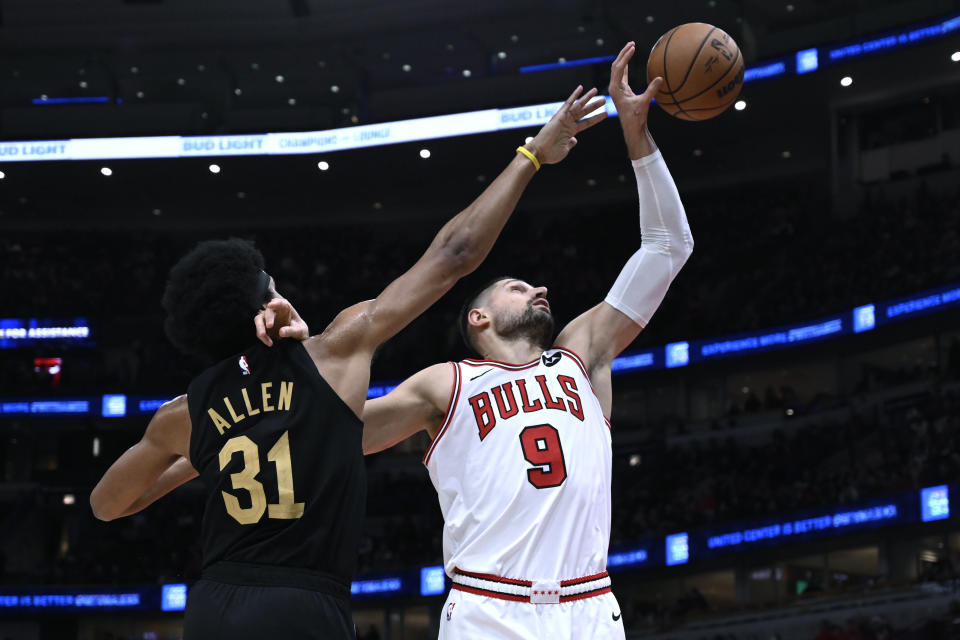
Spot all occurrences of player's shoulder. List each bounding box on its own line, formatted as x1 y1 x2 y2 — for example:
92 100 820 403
410 361 458 389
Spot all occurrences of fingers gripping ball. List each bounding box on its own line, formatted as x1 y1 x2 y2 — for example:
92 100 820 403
646 23 744 121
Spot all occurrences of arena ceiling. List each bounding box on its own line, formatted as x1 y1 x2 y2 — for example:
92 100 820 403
0 0 953 133
0 0 957 228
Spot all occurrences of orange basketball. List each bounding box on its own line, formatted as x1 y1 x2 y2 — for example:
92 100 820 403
646 23 745 121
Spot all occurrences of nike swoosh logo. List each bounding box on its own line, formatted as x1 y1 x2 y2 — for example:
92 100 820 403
612 612 621 621
470 369 493 381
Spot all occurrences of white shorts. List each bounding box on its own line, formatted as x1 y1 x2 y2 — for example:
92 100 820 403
437 588 625 640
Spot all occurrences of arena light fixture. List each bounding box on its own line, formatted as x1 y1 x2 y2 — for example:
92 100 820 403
952 51 960 62
734 100 747 111
419 148 431 159
0 171 5 179
840 75 853 86
462 69 472 77
208 164 220 174
100 167 112 176
317 161 330 171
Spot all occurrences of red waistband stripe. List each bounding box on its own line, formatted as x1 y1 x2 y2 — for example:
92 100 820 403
452 569 611 604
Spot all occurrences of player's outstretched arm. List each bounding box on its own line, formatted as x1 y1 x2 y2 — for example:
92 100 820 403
555 42 693 415
299 86 607 416
361 363 453 454
90 396 194 521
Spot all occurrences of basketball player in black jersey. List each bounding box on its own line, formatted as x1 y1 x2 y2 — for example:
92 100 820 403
90 85 606 639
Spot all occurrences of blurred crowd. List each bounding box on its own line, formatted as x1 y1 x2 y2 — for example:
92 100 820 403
3 370 957 587
1 180 958 392
610 384 960 545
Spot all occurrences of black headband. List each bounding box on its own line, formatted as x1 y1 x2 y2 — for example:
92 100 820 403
255 270 272 307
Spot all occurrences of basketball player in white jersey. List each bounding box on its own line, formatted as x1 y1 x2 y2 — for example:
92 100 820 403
354 42 691 639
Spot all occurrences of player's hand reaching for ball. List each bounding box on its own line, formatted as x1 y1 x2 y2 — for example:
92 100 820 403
524 85 607 166
255 297 310 346
609 41 663 159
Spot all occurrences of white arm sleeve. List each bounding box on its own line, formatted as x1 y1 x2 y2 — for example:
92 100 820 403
603 149 693 327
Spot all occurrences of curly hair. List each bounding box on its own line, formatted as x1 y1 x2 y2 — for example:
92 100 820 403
162 238 271 363
457 275 515 354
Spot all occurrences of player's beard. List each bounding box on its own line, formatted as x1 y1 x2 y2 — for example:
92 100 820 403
494 304 554 350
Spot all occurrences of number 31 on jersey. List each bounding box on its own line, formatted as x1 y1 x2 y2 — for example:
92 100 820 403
218 430 304 525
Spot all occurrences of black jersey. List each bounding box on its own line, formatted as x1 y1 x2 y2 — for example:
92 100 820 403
186 339 365 583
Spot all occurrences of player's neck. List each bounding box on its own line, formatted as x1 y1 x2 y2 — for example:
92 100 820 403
479 338 544 365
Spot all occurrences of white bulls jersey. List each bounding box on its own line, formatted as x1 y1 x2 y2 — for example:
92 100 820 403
423 347 612 581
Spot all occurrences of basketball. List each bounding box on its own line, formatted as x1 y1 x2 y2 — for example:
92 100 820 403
646 22 745 121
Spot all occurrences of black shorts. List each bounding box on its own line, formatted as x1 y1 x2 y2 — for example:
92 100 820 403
182 561 355 640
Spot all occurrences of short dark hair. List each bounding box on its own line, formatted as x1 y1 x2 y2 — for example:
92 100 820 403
458 276 515 354
162 238 271 363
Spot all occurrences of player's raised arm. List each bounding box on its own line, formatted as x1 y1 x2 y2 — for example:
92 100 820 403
555 42 693 413
301 86 607 414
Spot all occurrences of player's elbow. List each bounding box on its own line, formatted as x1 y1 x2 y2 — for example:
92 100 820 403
361 432 388 456
679 234 694 262
438 241 482 278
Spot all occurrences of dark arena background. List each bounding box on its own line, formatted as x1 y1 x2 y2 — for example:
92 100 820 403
2 0 960 638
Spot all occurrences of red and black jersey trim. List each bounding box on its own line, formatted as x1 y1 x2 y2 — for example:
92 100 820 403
451 568 612 603
422 362 462 466
560 570 609 587
454 567 532 586
461 357 540 371
550 346 590 379
551 346 613 430
451 583 530 602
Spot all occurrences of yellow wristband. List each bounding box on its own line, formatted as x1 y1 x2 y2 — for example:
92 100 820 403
516 145 541 171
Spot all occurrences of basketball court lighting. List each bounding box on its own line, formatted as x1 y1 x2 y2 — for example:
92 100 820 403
840 76 853 86
317 161 330 171
734 100 747 111
100 167 113 176
419 149 431 159
462 69 472 77
208 164 221 174
952 51 960 62
0 171 5 179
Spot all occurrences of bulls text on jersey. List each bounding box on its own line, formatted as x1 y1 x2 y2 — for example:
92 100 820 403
467 373 584 440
